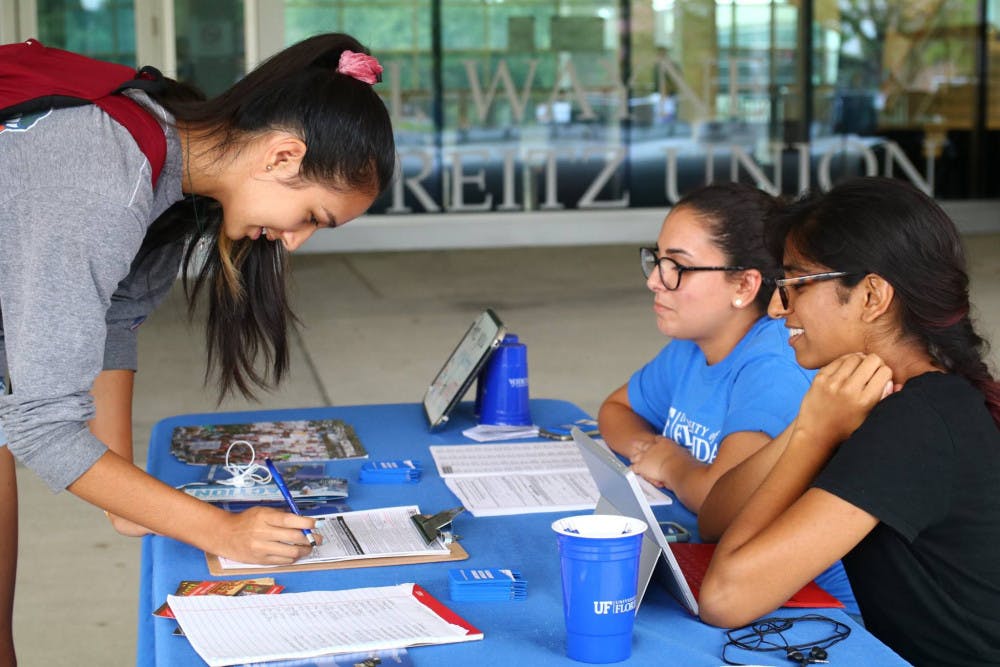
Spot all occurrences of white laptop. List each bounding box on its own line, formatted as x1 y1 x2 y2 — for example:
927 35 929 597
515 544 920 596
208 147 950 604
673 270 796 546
572 427 699 616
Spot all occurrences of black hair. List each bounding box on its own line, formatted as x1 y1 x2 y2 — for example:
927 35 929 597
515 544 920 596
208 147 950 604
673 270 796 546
138 33 395 400
673 182 782 313
766 176 1000 427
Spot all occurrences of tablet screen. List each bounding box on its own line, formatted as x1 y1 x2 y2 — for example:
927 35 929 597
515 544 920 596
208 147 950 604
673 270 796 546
423 309 506 428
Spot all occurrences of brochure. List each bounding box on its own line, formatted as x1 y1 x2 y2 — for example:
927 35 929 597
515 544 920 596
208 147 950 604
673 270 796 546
170 419 367 464
179 476 349 505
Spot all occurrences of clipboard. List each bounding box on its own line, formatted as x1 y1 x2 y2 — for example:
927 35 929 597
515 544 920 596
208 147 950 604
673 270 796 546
206 541 469 577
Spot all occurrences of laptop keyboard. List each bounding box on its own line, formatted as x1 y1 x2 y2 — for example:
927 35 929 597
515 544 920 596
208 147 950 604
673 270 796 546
667 542 716 596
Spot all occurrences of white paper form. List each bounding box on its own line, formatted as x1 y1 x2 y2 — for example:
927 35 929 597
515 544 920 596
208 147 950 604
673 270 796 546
430 441 671 517
217 506 448 569
169 583 482 667
444 471 599 516
430 441 587 476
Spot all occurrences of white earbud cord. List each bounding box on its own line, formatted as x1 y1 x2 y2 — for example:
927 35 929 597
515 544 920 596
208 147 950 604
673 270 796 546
214 440 272 487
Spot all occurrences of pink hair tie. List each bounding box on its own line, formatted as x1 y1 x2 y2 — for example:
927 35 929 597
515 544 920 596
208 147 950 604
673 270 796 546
337 50 383 84
939 306 968 328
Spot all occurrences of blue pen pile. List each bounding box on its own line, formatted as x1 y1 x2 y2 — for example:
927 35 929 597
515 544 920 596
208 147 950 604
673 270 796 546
359 459 423 484
449 568 527 602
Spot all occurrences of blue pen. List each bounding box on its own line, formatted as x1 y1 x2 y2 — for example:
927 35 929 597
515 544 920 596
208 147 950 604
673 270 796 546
264 458 317 547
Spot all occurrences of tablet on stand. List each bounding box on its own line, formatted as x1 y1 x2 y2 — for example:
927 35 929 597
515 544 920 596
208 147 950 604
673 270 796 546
423 309 506 429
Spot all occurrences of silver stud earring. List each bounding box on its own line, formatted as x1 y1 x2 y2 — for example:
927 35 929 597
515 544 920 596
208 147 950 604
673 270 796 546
734 299 743 307
266 165 273 171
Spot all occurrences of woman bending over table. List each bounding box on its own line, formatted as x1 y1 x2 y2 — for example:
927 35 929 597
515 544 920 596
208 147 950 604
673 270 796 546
0 33 395 664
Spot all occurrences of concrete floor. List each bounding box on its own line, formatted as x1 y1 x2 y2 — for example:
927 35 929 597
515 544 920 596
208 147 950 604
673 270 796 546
10 235 1000 666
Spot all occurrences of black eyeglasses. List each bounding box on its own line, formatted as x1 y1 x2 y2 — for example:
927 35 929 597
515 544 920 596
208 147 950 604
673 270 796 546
773 271 853 310
639 247 748 291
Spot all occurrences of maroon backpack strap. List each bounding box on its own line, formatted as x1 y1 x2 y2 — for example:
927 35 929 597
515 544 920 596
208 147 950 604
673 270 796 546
95 93 168 186
0 39 167 186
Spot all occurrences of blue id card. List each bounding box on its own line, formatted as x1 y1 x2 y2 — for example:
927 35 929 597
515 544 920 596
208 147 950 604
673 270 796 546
359 459 422 484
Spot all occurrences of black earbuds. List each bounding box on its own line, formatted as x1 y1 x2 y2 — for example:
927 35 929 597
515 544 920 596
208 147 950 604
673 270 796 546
722 614 849 666
786 645 829 665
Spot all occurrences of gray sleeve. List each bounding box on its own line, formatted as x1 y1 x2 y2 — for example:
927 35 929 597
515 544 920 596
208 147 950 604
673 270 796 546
0 188 148 491
103 319 140 372
102 239 185 371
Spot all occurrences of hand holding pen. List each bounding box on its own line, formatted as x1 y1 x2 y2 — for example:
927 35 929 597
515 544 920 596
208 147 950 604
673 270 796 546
264 458 317 548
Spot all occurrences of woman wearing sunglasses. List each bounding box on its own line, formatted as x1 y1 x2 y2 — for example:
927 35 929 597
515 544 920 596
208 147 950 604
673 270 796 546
698 177 1000 666
597 182 859 614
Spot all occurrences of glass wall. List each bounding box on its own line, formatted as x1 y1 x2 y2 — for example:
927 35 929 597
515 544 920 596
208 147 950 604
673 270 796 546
29 0 1000 212
36 0 135 65
174 0 245 97
812 0 991 197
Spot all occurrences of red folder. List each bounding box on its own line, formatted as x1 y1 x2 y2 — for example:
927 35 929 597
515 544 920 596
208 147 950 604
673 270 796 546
669 542 845 609
411 584 485 637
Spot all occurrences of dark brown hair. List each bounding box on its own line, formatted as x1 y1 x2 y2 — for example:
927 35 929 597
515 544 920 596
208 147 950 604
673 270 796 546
139 33 395 399
674 182 783 313
766 177 1000 427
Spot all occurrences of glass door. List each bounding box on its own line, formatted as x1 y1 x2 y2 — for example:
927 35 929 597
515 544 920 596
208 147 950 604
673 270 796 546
35 0 136 65
173 0 245 96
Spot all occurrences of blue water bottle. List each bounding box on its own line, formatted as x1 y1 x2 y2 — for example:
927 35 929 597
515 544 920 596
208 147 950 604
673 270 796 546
478 333 532 426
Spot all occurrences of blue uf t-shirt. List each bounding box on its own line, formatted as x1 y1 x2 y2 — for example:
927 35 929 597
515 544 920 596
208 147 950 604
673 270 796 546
628 316 811 463
626 316 859 615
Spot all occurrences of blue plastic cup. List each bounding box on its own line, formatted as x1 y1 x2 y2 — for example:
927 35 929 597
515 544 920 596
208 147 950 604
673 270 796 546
478 333 531 426
552 514 647 664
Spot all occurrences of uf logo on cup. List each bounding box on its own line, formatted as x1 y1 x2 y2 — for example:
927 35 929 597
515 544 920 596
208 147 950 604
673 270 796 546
593 597 637 615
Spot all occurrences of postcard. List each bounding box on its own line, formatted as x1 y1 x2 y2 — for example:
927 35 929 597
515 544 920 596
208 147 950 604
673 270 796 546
170 419 368 464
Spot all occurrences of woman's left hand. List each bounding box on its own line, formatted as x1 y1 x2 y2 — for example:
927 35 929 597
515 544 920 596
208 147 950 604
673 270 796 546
797 352 894 446
630 440 677 488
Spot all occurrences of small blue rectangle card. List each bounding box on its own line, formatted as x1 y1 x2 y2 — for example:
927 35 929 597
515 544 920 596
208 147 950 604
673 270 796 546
449 567 526 601
359 459 423 484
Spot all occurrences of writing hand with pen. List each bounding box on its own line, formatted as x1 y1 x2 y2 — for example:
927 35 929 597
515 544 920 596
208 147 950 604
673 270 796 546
264 458 322 550
199 458 323 565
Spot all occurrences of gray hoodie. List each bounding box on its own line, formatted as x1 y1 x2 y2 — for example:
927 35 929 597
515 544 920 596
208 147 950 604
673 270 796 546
0 94 185 491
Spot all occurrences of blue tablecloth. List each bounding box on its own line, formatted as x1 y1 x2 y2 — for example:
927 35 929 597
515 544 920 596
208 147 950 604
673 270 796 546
136 399 907 666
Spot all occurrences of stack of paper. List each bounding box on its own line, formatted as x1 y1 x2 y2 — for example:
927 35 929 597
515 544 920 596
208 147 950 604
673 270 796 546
461 424 539 442
429 440 673 517
168 583 482 666
449 568 526 601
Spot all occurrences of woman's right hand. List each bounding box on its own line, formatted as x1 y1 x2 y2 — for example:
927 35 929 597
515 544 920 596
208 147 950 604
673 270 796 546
212 506 320 565
797 352 894 447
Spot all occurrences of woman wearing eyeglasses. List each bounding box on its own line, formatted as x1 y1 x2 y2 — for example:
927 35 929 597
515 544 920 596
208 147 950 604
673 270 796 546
596 182 858 615
698 177 1000 666
598 181 808 510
